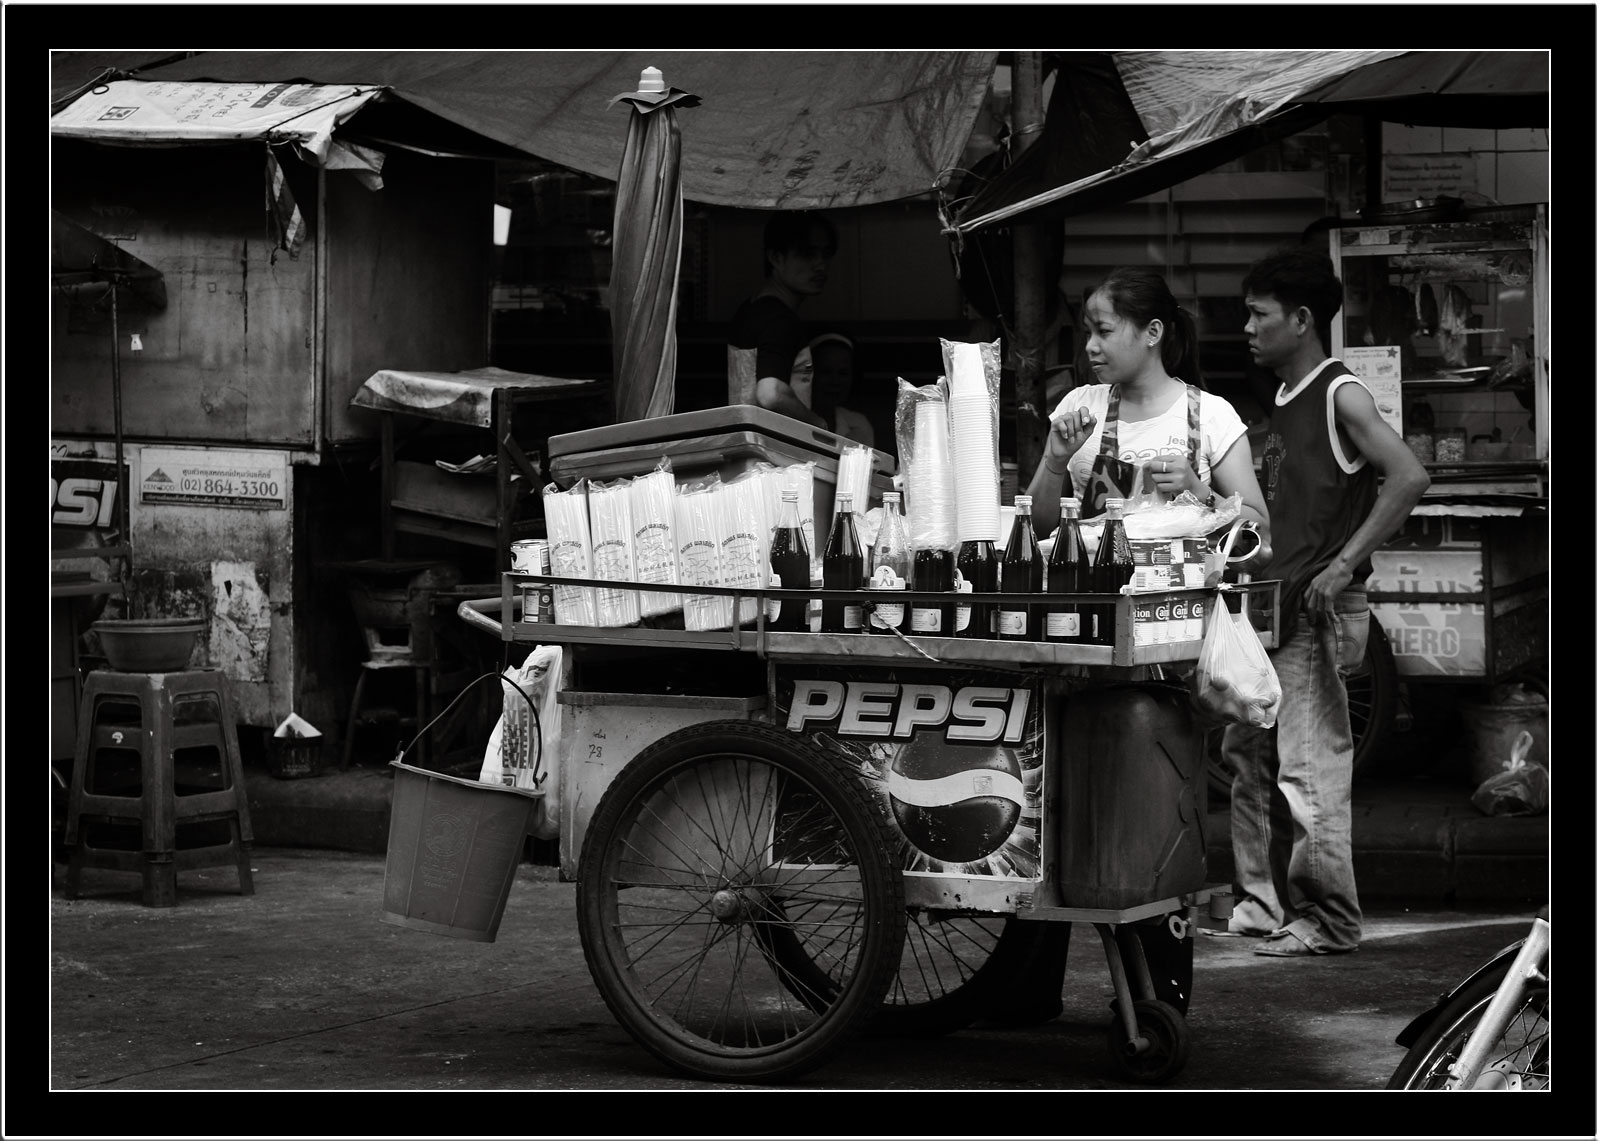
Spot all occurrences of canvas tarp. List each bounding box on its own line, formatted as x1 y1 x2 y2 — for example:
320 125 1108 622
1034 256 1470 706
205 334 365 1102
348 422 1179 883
952 49 1549 235
84 50 1000 210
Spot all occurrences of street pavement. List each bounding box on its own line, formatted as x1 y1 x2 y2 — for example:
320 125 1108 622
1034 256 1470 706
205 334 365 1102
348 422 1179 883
36 844 1567 1135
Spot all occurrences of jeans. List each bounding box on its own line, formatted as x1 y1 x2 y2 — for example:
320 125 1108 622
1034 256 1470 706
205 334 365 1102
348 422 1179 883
1222 590 1367 952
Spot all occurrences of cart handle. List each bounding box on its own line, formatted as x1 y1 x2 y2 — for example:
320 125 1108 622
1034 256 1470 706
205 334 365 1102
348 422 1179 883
457 596 505 639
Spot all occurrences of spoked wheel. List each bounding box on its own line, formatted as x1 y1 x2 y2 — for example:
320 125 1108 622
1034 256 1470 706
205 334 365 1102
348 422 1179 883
1106 998 1191 1083
761 905 1053 1037
1387 962 1550 1089
1207 613 1397 799
575 722 906 1082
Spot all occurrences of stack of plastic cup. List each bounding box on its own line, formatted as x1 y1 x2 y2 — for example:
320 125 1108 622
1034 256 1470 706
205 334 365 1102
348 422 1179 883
906 397 956 550
947 343 1000 543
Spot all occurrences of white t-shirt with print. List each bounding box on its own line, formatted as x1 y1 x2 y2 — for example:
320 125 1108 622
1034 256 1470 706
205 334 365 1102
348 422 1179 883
1048 383 1248 502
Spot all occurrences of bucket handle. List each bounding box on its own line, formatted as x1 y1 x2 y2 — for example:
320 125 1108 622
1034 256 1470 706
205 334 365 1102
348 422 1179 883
395 668 545 788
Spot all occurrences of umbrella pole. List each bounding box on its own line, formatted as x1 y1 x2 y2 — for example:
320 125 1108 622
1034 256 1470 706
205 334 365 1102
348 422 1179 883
108 272 132 615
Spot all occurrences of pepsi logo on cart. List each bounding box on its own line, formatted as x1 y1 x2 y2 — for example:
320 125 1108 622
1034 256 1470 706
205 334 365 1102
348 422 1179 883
884 731 1024 864
776 665 1043 877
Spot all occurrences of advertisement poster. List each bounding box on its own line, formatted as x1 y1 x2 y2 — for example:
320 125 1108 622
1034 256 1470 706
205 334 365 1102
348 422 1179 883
139 446 287 510
776 664 1043 881
1342 345 1404 437
51 453 128 532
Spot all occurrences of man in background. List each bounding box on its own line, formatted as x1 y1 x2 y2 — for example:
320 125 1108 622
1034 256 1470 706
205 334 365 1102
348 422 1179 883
727 210 837 429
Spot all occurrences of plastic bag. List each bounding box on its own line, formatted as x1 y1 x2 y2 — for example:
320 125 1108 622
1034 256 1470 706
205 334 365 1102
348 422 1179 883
1191 597 1281 728
628 458 681 619
480 645 565 840
894 378 956 550
1470 731 1548 817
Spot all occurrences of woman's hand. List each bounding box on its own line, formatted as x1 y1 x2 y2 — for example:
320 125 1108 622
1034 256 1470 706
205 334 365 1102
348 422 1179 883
1150 450 1195 497
1044 407 1096 470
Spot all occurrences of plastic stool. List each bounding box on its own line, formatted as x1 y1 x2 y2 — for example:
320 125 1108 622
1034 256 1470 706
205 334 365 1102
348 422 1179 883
342 656 430 769
64 669 255 907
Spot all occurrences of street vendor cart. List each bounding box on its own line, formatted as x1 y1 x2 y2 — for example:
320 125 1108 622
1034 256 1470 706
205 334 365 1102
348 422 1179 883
453 562 1279 1084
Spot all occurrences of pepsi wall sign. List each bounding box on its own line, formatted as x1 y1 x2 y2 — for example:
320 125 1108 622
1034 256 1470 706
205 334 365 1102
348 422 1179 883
777 666 1043 879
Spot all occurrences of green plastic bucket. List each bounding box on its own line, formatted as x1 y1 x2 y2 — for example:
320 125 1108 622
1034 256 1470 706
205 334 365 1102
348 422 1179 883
382 760 545 942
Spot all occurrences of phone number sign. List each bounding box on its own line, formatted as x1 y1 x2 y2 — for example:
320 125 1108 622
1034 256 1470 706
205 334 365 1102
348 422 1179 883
140 447 287 510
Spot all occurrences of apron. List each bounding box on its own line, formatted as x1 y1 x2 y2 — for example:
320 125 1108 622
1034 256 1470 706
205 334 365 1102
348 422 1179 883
1084 383 1203 517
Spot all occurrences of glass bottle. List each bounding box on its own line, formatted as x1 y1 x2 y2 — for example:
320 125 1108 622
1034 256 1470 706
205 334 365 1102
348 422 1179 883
1091 496 1135 646
909 546 955 637
1043 496 1092 643
996 495 1042 641
866 491 911 634
768 486 811 632
954 539 996 639
821 492 864 633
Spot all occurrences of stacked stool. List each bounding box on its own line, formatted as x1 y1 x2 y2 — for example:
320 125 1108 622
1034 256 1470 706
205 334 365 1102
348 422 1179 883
64 669 254 907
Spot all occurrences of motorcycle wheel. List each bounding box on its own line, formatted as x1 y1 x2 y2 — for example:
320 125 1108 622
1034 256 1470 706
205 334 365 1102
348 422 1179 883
1386 959 1549 1089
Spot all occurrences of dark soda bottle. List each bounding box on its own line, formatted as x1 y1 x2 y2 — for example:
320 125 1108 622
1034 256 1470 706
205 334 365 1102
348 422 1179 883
909 546 955 637
821 492 864 633
954 539 996 639
1091 496 1135 646
866 491 911 634
1043 496 1092 643
996 494 1042 641
769 486 811 632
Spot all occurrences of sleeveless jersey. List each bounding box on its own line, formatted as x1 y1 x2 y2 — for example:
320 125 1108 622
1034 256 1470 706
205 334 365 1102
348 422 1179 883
1259 359 1379 636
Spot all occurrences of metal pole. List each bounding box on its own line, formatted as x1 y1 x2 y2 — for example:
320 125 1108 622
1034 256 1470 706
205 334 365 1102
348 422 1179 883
108 272 131 611
1010 52 1048 482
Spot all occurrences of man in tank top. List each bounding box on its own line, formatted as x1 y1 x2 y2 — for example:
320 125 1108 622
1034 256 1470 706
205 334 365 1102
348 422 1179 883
1216 247 1430 956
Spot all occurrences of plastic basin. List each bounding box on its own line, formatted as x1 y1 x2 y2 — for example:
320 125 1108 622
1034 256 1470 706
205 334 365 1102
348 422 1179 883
90 618 203 672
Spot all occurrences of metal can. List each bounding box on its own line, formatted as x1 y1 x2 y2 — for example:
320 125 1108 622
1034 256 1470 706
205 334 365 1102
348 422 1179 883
510 539 550 574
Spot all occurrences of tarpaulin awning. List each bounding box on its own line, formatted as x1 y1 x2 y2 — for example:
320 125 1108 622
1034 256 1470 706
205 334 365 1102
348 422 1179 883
952 49 1549 235
953 50 1404 234
51 79 388 170
84 50 1000 210
1296 49 1550 127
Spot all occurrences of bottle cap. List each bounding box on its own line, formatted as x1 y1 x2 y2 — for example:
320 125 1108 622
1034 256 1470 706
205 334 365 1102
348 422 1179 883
637 66 666 94
883 491 900 504
1060 496 1079 515
1015 495 1032 510
781 487 798 501
837 493 854 510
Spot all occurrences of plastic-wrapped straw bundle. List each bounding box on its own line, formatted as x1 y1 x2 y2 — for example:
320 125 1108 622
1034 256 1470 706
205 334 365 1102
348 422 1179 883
586 478 641 628
628 465 681 619
943 338 1003 544
673 474 730 632
541 481 598 625
836 444 876 521
895 381 957 551
717 469 770 627
763 461 818 579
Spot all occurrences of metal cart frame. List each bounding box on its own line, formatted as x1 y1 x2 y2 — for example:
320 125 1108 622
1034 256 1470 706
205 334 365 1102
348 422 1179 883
460 574 1280 1084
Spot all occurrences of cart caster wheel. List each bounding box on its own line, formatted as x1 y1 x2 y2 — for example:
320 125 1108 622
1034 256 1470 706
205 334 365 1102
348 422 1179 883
1107 998 1190 1083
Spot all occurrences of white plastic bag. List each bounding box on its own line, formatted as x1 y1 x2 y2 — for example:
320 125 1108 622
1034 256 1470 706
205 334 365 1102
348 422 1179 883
1191 596 1281 728
480 645 564 840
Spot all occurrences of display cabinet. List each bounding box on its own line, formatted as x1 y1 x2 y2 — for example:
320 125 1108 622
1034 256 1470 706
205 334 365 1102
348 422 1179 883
1328 203 1548 492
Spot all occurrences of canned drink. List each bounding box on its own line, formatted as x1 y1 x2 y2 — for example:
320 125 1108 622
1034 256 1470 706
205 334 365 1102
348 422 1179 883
510 539 551 574
521 583 555 624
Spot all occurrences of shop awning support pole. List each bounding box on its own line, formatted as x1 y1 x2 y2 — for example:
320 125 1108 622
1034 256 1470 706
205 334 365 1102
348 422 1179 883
107 266 133 613
1011 52 1048 482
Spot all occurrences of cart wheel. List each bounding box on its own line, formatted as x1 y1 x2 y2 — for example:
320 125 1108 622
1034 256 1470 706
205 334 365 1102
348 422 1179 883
1106 998 1191 1083
1207 613 1397 798
575 721 906 1082
761 907 1045 1036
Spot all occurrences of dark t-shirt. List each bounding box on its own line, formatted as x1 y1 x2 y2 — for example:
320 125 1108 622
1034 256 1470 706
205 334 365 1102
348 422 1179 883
728 294 804 383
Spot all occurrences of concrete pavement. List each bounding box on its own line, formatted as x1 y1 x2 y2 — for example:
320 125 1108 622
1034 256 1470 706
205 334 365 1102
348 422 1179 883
45 844 1547 1104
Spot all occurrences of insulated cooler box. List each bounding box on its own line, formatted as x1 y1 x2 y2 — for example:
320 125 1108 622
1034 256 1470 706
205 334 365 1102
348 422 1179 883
546 406 897 524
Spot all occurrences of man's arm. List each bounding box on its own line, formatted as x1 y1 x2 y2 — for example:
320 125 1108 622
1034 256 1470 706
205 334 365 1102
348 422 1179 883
755 376 829 429
1302 382 1432 617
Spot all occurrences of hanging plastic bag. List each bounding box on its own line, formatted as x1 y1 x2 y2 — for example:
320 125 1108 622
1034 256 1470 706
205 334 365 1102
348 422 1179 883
1190 595 1281 728
480 645 565 840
